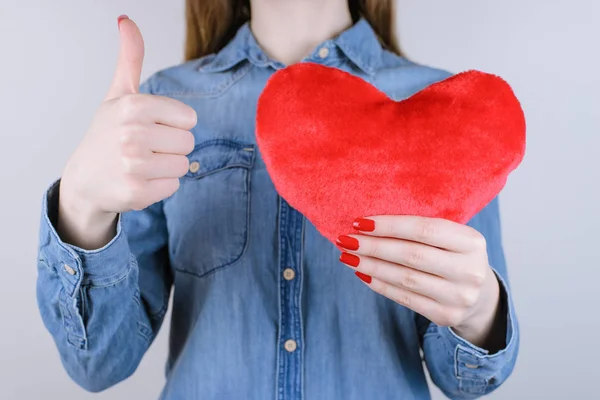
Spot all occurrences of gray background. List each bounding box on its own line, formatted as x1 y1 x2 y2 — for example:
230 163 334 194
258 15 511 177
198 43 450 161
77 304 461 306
0 0 598 399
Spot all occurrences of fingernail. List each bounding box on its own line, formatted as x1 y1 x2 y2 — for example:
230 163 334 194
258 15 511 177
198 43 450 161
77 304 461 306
117 14 129 28
353 218 375 232
336 235 359 251
355 271 372 284
339 252 360 268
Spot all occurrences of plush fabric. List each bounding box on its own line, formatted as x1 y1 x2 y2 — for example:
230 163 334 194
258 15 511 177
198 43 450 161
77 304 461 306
255 63 526 244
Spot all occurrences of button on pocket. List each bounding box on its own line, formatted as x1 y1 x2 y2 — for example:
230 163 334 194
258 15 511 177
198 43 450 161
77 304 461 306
188 161 200 174
165 139 256 277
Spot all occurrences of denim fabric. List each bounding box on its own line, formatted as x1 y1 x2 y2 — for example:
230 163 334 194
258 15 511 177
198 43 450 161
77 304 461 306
36 19 519 400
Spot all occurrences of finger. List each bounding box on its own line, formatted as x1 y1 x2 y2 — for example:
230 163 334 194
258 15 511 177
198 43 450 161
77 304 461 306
125 95 197 130
146 125 195 155
353 215 485 253
146 153 190 179
339 252 456 303
357 274 445 322
123 153 190 179
107 15 145 100
337 234 459 278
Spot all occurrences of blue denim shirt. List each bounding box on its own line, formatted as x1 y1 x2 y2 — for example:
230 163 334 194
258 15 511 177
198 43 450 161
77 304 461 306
36 19 519 400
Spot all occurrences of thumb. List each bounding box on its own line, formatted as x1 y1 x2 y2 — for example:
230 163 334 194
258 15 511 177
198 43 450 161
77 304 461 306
106 15 145 99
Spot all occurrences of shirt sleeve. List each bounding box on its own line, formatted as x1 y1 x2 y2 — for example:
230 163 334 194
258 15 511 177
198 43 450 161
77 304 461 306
35 78 172 393
416 196 520 399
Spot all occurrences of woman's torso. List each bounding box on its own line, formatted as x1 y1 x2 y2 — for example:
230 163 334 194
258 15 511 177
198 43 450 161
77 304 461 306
131 19 501 400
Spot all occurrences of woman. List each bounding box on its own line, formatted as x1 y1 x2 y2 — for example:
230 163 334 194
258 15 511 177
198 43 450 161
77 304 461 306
36 0 519 399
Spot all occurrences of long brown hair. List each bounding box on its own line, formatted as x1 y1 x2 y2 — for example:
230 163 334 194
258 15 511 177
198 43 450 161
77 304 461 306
185 0 401 62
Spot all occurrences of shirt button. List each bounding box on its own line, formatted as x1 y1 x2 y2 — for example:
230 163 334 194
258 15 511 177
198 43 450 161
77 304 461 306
284 339 297 352
283 268 295 281
189 161 200 173
465 364 479 369
318 47 329 58
63 264 76 275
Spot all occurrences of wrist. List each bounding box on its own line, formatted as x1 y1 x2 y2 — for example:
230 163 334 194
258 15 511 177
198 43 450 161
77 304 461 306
452 267 501 348
57 177 118 250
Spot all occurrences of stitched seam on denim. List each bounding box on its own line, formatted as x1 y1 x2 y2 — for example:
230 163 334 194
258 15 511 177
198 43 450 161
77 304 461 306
194 138 253 151
456 346 485 379
458 377 487 394
82 262 134 289
51 213 126 257
240 148 255 268
298 217 306 400
335 36 375 75
173 226 247 276
454 344 488 379
448 322 512 361
132 290 141 307
59 288 87 349
130 288 159 342
72 289 87 349
137 322 153 343
453 343 460 379
154 63 252 98
79 286 87 330
184 140 255 178
455 345 488 393
196 54 218 72
41 237 83 297
183 164 252 181
186 139 255 159
275 196 286 399
59 289 74 337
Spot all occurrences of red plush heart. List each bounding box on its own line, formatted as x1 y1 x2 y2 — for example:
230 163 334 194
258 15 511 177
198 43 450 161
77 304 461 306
256 63 526 244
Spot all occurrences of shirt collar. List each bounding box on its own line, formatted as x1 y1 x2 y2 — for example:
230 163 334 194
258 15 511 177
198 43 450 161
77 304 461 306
198 18 383 75
333 18 383 75
197 24 252 73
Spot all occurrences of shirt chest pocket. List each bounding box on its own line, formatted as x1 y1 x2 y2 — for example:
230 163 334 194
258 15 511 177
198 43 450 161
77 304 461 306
165 139 256 278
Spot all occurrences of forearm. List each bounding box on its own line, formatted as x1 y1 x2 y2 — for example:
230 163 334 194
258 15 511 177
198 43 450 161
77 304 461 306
37 259 156 392
37 181 170 392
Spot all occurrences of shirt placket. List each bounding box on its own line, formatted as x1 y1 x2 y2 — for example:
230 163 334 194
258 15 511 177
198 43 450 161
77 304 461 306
276 197 305 400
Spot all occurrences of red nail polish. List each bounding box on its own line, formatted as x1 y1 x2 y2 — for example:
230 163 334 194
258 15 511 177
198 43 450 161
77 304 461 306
339 252 360 268
117 14 129 28
353 218 375 232
355 271 372 284
336 235 359 251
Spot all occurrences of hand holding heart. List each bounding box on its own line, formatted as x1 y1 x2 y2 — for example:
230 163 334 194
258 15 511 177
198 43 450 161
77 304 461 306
337 215 501 347
60 16 197 220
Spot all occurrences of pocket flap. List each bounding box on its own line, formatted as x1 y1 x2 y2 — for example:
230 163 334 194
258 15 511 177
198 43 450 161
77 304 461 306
185 139 255 179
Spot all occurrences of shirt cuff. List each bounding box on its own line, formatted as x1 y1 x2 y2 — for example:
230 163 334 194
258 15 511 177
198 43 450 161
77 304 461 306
436 268 519 388
38 179 133 297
